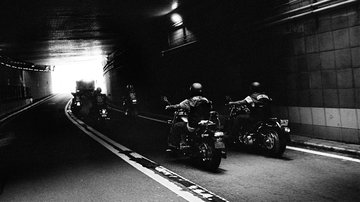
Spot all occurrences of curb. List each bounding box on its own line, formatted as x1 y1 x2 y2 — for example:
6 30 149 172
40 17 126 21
290 139 360 157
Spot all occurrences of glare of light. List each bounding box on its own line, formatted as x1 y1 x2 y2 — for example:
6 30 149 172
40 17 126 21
171 13 183 26
171 1 178 10
49 42 107 94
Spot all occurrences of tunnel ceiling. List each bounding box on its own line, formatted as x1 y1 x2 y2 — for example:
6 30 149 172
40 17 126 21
0 0 277 66
0 0 175 65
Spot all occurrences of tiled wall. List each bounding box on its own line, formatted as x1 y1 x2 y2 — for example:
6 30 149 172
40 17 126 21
284 6 360 108
273 106 360 143
274 3 360 144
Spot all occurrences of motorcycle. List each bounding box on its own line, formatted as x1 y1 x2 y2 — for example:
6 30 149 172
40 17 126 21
162 96 226 171
97 107 109 121
225 96 290 157
71 92 82 114
92 93 110 121
122 95 138 117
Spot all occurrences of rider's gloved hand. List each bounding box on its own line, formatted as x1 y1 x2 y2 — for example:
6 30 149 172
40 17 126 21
227 102 234 106
165 105 172 110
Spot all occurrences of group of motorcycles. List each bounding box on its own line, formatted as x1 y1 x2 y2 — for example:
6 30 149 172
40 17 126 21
163 96 291 171
71 90 290 171
71 91 110 122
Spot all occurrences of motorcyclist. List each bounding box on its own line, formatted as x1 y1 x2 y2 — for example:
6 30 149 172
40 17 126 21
124 84 138 116
228 82 271 139
91 87 107 114
165 83 212 150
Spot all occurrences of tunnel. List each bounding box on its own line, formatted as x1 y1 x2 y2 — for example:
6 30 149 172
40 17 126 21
1 0 360 201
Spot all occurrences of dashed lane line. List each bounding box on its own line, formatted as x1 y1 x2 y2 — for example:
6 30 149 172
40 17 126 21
137 115 169 124
66 100 229 202
108 107 169 124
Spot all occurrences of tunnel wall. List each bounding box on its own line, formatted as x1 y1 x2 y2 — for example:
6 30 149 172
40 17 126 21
103 1 360 144
104 67 123 106
23 71 52 100
0 64 52 117
269 3 360 143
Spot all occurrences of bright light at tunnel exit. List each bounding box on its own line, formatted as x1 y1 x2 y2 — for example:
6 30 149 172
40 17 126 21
51 56 106 94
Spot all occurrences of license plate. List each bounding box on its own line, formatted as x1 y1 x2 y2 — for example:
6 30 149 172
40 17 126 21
215 141 225 149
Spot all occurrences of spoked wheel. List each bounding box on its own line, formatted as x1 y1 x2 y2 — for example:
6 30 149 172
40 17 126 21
261 128 285 157
198 142 221 171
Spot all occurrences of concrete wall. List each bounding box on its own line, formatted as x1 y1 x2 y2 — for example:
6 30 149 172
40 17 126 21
270 2 360 143
104 67 124 106
0 64 52 117
23 70 52 100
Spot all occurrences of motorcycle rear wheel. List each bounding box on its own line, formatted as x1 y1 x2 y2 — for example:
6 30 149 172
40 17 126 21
198 142 221 171
260 128 285 157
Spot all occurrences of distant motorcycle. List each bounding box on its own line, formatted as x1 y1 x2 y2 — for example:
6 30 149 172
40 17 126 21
226 96 290 157
92 93 110 121
122 96 138 117
163 96 226 171
97 107 109 121
71 92 82 114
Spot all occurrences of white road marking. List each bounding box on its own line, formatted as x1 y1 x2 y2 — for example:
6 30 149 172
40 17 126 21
108 106 169 124
0 95 56 123
108 106 124 113
114 109 360 165
287 146 360 163
137 115 169 124
65 100 228 202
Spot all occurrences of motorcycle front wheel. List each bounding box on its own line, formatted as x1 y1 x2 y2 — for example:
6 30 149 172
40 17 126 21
198 142 221 171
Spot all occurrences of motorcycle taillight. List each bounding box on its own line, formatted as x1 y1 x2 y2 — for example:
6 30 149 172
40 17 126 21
214 131 224 137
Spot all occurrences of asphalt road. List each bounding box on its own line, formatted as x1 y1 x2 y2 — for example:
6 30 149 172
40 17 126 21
1 94 360 201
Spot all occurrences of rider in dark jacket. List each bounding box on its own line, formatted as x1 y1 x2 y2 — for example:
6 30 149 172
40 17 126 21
166 83 212 150
91 87 107 114
123 84 138 116
228 82 271 137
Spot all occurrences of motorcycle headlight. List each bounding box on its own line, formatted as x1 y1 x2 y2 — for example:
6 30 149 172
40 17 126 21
214 131 224 137
283 127 290 133
76 102 81 106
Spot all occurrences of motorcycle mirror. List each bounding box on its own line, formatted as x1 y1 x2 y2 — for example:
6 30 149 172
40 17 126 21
161 96 171 104
225 96 232 102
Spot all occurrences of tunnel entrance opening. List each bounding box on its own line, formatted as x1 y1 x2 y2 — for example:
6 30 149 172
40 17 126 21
51 56 107 94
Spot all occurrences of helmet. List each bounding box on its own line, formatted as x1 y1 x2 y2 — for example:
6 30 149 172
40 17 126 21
96 87 102 93
249 81 262 93
190 82 203 96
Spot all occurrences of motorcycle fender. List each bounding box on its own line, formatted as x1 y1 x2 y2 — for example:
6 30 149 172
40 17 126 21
181 117 188 122
258 125 289 141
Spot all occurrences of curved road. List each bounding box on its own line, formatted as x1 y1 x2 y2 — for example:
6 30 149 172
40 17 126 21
1 94 360 201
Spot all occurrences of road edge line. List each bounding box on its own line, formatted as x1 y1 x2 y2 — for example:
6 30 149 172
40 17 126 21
65 100 229 202
0 94 56 123
287 146 360 163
